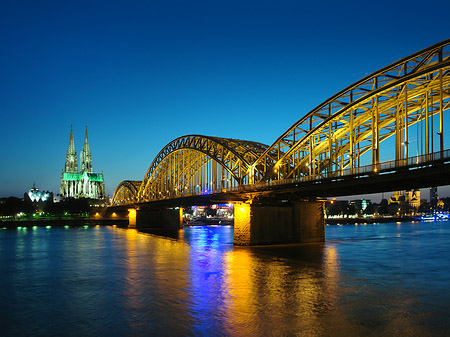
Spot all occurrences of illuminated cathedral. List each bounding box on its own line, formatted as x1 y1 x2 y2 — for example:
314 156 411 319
60 126 106 199
388 190 421 210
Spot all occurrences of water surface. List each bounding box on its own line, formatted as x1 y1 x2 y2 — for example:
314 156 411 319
1 222 449 336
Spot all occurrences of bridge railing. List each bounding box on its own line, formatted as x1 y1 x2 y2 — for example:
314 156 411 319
228 148 450 192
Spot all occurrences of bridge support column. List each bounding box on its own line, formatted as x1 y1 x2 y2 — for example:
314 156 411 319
134 208 183 229
233 200 324 245
128 208 137 228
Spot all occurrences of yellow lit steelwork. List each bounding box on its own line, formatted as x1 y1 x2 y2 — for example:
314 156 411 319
112 180 141 205
112 39 450 206
137 135 268 201
253 39 450 182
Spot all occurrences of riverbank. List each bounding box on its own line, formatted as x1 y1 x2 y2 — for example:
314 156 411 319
0 218 128 228
0 216 423 229
326 216 419 225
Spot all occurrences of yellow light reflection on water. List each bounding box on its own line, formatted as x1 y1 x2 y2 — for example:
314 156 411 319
221 243 345 334
223 249 256 331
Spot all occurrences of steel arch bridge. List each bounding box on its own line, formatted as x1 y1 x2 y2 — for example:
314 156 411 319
137 135 269 202
112 39 450 205
111 180 141 204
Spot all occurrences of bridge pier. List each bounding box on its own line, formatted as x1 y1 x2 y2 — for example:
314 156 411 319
130 208 183 229
233 200 324 245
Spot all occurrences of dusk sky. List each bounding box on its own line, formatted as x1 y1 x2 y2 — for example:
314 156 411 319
1 0 449 200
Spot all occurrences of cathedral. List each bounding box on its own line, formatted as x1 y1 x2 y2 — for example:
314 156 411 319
60 126 106 199
388 190 421 210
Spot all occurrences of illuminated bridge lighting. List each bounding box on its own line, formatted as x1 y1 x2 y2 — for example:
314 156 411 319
111 39 450 205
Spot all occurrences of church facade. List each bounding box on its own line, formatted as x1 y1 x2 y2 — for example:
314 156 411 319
60 126 106 199
388 190 421 210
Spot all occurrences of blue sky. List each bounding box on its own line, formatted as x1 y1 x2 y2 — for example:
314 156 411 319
1 0 449 200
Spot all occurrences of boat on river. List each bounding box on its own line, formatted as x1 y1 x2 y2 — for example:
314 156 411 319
420 213 449 221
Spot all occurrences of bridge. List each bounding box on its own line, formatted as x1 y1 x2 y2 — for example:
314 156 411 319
110 39 450 245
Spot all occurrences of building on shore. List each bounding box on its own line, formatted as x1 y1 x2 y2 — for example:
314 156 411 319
26 183 52 203
349 199 371 213
60 126 106 199
388 190 421 211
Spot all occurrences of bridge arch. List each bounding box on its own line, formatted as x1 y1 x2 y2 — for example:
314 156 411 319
253 39 450 182
111 180 141 205
138 135 269 201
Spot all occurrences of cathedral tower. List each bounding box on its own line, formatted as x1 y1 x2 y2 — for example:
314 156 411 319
64 125 78 173
80 126 93 173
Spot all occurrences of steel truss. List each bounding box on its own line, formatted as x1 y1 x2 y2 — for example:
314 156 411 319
137 135 268 201
111 180 141 204
112 39 450 205
253 39 450 182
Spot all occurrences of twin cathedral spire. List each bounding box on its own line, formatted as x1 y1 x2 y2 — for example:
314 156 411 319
65 125 92 174
60 126 105 199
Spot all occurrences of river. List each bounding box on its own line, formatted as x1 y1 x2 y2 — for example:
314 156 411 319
1 221 449 336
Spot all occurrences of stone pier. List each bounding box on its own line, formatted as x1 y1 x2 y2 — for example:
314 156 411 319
129 208 183 229
233 200 324 245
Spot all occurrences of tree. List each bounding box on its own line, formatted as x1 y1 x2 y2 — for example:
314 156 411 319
363 203 377 215
344 203 356 217
327 202 344 217
378 199 389 215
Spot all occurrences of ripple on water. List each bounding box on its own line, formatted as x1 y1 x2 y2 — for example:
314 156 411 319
0 222 450 336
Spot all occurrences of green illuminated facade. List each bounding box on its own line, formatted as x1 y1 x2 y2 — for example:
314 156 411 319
60 126 106 199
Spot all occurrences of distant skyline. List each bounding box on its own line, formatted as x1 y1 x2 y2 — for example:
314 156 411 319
1 0 450 200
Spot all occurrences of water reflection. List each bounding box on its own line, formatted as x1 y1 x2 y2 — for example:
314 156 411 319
120 225 346 335
218 243 343 336
169 225 344 335
1 223 450 336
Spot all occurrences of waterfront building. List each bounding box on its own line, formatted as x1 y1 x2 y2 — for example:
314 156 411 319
350 199 371 213
388 190 421 210
23 184 53 213
60 126 106 199
26 183 51 202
